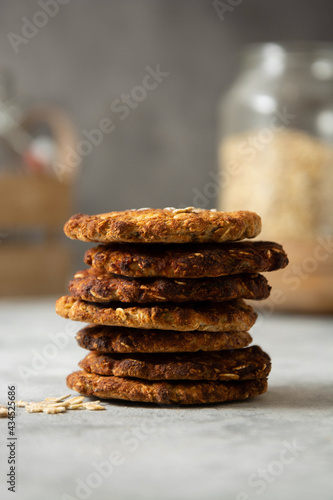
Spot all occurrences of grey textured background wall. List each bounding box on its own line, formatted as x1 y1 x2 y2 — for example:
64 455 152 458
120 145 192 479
1 0 333 213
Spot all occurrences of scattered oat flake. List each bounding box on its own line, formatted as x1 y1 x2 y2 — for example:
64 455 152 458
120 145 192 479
31 401 54 408
47 402 71 408
12 394 106 414
45 394 71 402
66 396 85 405
43 406 66 414
83 402 106 411
15 400 28 407
68 404 84 410
25 405 44 413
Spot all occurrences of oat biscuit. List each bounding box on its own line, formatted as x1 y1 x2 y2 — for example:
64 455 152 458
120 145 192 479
85 241 288 278
69 268 271 303
78 346 271 381
67 370 268 404
76 325 253 353
64 208 261 244
56 296 257 332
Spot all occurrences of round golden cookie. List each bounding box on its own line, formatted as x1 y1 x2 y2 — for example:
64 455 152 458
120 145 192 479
56 296 257 332
67 370 268 404
64 208 261 244
78 346 271 381
84 241 288 278
69 268 271 303
76 325 253 353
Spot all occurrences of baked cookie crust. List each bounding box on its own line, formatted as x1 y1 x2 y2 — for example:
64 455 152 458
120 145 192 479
64 208 261 244
56 296 257 332
78 346 271 381
69 268 271 303
84 241 288 278
76 325 253 353
67 370 268 404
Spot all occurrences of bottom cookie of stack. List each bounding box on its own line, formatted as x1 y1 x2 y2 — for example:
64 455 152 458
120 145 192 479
67 345 271 405
67 372 268 405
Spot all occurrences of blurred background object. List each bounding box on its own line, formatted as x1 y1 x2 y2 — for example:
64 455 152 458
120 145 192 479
0 0 333 304
0 67 78 296
218 42 333 313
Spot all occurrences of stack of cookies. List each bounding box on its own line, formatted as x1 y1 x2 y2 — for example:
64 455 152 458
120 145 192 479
55 208 288 405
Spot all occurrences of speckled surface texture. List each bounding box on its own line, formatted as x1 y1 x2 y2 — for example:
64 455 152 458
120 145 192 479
0 298 332 500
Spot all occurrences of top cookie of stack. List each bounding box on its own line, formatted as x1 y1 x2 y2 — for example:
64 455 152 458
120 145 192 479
56 208 288 405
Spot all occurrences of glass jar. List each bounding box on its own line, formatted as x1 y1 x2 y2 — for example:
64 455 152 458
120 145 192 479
218 42 333 313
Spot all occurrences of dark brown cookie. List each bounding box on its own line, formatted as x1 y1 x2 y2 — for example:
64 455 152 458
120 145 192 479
69 268 271 303
76 325 253 353
64 208 261 244
84 241 288 278
67 370 268 404
56 296 257 332
78 346 271 381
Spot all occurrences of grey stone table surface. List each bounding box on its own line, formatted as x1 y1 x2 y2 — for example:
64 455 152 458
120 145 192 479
0 298 332 500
